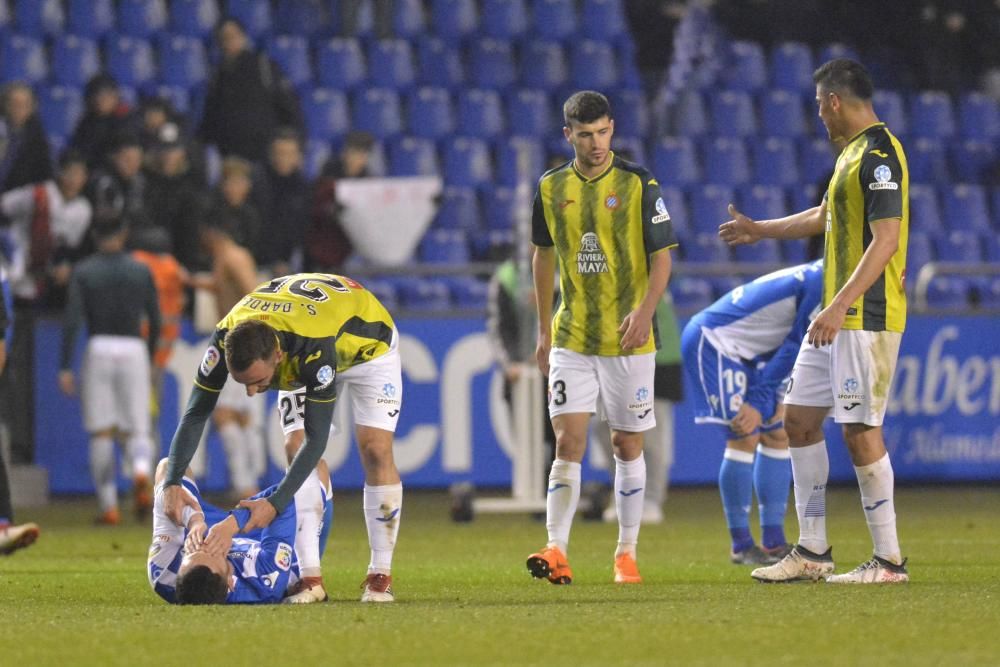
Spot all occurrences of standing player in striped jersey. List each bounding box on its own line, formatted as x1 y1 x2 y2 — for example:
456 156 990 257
681 261 822 565
720 59 910 584
162 273 404 602
527 91 678 585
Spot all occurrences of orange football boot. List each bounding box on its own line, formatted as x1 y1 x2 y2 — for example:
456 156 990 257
526 545 573 584
613 553 642 584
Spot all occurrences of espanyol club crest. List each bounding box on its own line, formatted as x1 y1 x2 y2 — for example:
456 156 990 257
604 191 620 210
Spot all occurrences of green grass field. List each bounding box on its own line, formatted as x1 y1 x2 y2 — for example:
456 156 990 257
2 485 998 666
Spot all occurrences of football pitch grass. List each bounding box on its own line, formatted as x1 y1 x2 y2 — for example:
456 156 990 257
2 485 998 666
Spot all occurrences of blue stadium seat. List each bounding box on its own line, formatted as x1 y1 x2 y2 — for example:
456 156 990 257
872 90 907 135
274 0 331 38
617 40 644 91
303 139 331 179
532 0 577 41
781 239 808 263
494 136 544 187
393 0 426 39
317 38 367 91
934 230 983 262
225 0 272 39
992 187 1000 231
702 137 750 186
457 89 505 141
739 185 786 220
117 0 167 39
949 140 996 184
481 0 528 40
0 35 47 84
769 41 813 92
67 0 115 38
942 184 990 232
419 229 471 264
671 276 716 311
417 37 465 89
397 278 453 310
925 276 970 310
759 89 807 138
816 42 860 64
169 0 219 38
658 186 690 237
907 138 948 185
431 0 478 43
908 184 942 234
711 90 757 137
610 90 649 139
690 185 736 232
506 89 551 138
105 35 156 88
36 86 83 139
724 41 767 92
790 183 821 213
146 85 191 114
388 137 439 177
983 234 1000 262
571 40 618 90
301 88 349 141
958 91 1000 141
407 87 454 140
909 91 956 139
14 0 64 36
580 0 626 42
706 276 742 300
671 90 709 136
51 36 100 88
520 41 568 90
360 278 399 312
752 137 798 186
481 186 518 231
547 137 574 164
975 277 1000 308
352 88 403 140
610 136 644 165
442 137 494 188
447 276 490 309
368 39 417 90
158 36 208 89
652 137 699 187
470 39 517 90
733 238 781 263
906 231 933 281
434 187 481 230
798 137 836 185
470 229 515 260
266 36 312 89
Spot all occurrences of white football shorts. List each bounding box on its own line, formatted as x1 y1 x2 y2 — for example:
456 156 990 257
783 328 902 426
547 347 656 432
277 330 402 435
81 335 151 435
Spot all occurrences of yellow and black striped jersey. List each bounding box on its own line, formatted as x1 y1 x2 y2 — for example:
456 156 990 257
532 153 679 356
823 123 909 332
195 273 395 402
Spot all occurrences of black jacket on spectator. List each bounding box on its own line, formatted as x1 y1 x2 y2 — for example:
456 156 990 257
198 51 303 163
145 170 208 271
252 165 309 268
86 167 150 228
0 114 53 194
70 107 133 171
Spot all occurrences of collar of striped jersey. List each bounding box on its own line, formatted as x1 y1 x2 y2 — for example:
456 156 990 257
846 121 886 145
571 151 616 184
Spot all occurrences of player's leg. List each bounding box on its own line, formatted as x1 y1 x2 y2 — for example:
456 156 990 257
827 330 907 584
214 380 259 499
721 431 760 563
117 341 154 519
754 418 792 557
81 341 121 523
0 439 39 555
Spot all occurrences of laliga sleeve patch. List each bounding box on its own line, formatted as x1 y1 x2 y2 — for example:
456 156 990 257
315 364 335 391
275 543 292 571
200 345 221 376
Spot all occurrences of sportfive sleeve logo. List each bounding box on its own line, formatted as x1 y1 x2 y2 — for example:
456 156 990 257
869 164 898 191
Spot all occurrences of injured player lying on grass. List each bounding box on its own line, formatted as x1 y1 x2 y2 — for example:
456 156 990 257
147 457 333 605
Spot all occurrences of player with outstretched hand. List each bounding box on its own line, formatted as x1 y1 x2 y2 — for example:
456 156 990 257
162 273 404 602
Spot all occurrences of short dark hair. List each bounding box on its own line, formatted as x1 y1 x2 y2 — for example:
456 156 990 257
91 212 126 241
813 58 874 101
224 319 277 373
271 126 302 146
563 91 612 126
175 565 228 605
57 148 87 171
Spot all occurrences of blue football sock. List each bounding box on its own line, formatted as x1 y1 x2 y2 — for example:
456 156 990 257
720 450 755 553
755 444 792 549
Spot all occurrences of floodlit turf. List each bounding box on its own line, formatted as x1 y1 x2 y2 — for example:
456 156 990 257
1 486 998 666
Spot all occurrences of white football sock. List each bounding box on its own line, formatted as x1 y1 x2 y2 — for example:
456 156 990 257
854 453 902 564
545 459 581 554
293 470 325 577
126 432 152 478
790 440 829 555
364 483 402 574
218 422 256 493
89 435 117 513
614 452 646 558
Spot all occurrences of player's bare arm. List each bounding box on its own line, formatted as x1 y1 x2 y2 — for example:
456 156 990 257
807 217 901 347
719 202 826 245
619 248 671 350
532 245 556 376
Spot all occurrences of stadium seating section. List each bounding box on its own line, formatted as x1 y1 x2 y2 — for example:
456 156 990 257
1 0 997 311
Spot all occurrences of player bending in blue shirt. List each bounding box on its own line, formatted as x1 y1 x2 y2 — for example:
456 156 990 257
680 261 822 565
147 457 332 604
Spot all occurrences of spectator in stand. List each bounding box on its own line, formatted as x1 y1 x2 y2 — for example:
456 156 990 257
305 132 375 272
0 150 92 306
204 158 261 260
198 18 304 163
144 129 208 272
71 75 133 171
87 133 150 228
252 128 309 276
0 83 53 195
624 2 687 93
137 98 206 185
